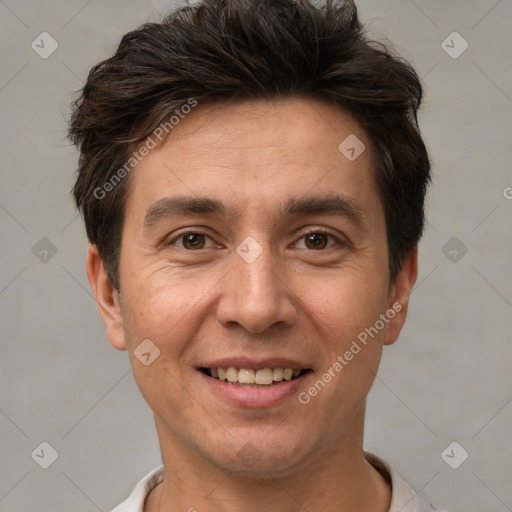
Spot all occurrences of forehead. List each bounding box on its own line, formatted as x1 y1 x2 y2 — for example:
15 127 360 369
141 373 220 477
125 98 381 223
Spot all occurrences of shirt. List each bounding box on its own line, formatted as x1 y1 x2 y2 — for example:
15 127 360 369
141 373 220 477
111 452 450 512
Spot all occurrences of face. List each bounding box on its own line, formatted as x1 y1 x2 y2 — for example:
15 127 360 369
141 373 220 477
88 98 416 476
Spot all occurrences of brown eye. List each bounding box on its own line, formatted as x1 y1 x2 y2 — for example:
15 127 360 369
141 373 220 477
304 233 329 250
180 233 206 250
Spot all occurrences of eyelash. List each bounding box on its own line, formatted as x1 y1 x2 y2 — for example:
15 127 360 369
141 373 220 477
168 229 344 250
298 229 343 249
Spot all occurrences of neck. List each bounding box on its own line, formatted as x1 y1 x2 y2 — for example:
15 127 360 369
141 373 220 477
145 408 391 512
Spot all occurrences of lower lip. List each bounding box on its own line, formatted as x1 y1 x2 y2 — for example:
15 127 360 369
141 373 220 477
198 371 308 407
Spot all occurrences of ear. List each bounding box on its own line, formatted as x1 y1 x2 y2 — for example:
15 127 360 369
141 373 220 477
86 244 127 351
383 245 418 346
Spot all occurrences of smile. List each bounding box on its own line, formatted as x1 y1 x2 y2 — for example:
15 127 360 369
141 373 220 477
200 366 311 386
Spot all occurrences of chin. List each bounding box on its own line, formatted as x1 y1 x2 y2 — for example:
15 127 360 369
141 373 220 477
204 431 315 477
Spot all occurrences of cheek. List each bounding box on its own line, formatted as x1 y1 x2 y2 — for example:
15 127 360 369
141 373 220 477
296 265 389 345
294 264 390 404
122 268 200 331
119 281 200 416
119 268 224 374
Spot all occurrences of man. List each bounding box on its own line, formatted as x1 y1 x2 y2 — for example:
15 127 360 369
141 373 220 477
69 0 449 510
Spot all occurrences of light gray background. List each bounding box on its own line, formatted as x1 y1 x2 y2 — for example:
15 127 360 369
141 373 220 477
1 1 511 511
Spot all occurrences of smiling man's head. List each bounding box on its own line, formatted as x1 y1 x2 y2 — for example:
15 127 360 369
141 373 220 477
69 0 431 508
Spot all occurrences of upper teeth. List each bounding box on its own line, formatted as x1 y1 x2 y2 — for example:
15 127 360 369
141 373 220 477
209 367 301 385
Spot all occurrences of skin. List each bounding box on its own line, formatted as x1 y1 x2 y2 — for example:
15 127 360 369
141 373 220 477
87 98 418 512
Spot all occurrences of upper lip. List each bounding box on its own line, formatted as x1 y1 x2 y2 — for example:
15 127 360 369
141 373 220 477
198 357 312 371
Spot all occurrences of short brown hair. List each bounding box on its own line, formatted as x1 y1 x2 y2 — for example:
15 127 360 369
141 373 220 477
69 0 431 289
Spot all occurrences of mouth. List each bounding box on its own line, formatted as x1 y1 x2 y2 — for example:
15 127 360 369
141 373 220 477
199 366 313 387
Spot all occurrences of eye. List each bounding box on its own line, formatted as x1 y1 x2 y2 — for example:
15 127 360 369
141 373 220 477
295 231 340 250
169 232 214 250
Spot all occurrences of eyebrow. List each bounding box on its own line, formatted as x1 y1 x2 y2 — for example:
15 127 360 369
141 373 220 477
144 197 226 230
281 195 365 226
143 194 365 231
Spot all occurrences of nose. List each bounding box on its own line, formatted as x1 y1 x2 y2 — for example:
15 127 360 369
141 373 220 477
215 246 298 334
